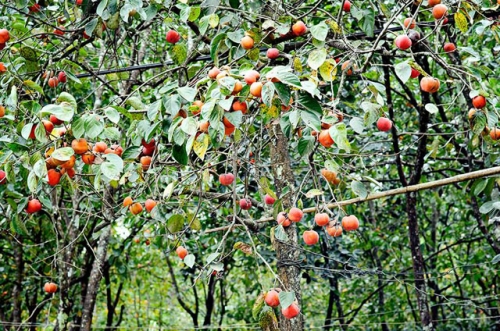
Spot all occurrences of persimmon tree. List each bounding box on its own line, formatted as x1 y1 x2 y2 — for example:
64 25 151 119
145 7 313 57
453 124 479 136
0 0 499 331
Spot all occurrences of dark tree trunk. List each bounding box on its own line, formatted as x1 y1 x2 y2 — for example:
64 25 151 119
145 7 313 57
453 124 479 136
203 275 217 326
270 123 303 331
12 236 23 327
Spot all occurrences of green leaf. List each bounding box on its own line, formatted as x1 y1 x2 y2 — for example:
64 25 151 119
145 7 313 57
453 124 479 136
181 117 198 136
329 123 350 152
261 82 275 107
105 107 120 124
23 80 44 95
298 92 322 115
172 143 189 165
361 10 375 37
178 86 197 102
11 216 28 236
85 18 98 37
101 153 124 180
274 225 289 242
278 291 295 309
40 103 74 122
56 92 77 110
307 48 327 70
492 254 500 264
51 147 75 162
351 180 368 199
171 44 188 66
84 116 104 139
224 111 243 128
253 293 265 319
208 13 219 28
33 159 47 178
5 86 18 110
425 103 438 114
480 202 494 214
27 172 38 193
297 136 315 157
350 117 365 134
394 61 411 83
184 254 195 268
210 33 227 65
167 214 185 233
310 21 328 41
188 7 201 21
275 71 301 89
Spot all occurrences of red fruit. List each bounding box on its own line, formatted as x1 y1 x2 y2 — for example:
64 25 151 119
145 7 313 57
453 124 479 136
29 4 41 12
303 230 319 245
432 4 448 19
0 62 6 74
26 199 42 214
82 31 90 39
326 225 343 237
145 199 157 213
176 246 188 260
140 156 152 171
264 194 276 205
29 125 37 139
265 290 280 307
376 117 392 132
277 212 291 227
314 213 330 226
250 82 263 97
58 71 67 83
208 67 221 80
318 130 334 148
0 43 5 51
282 303 300 319
219 173 235 186
288 207 303 222
232 100 247 113
403 18 416 29
420 76 440 94
42 120 54 134
48 77 59 88
54 27 64 36
142 145 155 156
43 282 58 294
47 169 61 186
81 152 95 165
341 215 360 231
395 35 412 50
0 29 10 44
292 21 307 36
240 36 254 50
343 0 351 12
76 0 83 5
129 202 143 215
443 42 456 53
50 114 63 125
410 68 420 78
72 138 89 155
239 198 252 210
472 96 486 109
0 170 6 184
93 141 107 153
166 30 180 44
244 70 260 85
267 48 280 59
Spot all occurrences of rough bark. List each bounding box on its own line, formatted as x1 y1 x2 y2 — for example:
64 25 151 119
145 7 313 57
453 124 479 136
270 123 303 331
79 188 115 331
383 51 434 330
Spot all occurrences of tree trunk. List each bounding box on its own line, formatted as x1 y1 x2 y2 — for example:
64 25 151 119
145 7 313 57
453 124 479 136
12 236 23 327
406 193 433 330
270 124 303 331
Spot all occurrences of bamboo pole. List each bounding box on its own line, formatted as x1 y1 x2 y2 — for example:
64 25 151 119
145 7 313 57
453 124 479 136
205 166 500 233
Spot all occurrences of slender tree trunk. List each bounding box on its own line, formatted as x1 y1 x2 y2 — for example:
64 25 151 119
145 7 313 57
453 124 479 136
203 276 216 326
12 236 23 327
270 124 303 331
383 50 434 330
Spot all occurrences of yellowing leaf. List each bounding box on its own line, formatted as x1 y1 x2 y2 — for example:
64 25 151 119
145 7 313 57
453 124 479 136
293 57 303 73
454 12 468 34
193 133 209 160
233 242 252 255
327 20 341 34
319 59 337 82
